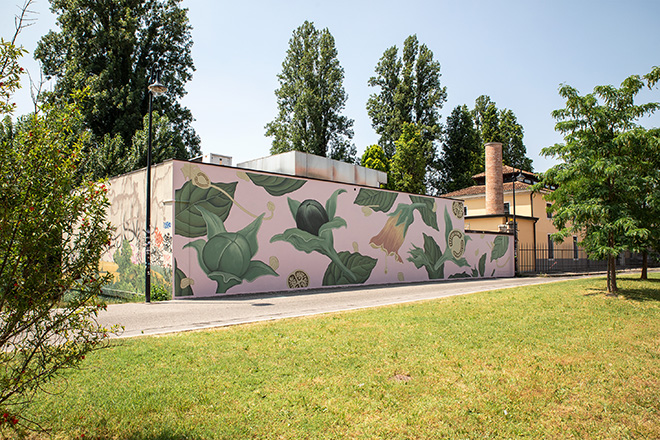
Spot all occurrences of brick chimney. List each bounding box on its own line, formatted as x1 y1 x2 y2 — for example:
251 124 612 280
485 142 504 215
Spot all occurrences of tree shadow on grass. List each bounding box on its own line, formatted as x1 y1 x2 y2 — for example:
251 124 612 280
618 278 660 302
581 277 660 302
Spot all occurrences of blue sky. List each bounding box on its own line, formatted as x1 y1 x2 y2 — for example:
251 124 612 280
2 0 659 172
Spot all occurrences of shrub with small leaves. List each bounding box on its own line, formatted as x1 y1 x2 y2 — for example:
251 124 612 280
0 39 120 433
150 284 171 302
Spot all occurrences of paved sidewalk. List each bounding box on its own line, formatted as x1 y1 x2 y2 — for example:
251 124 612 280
97 275 594 338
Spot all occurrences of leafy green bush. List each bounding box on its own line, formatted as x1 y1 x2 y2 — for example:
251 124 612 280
0 39 120 433
150 284 171 302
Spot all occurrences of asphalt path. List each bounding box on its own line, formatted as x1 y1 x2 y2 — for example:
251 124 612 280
97 275 596 338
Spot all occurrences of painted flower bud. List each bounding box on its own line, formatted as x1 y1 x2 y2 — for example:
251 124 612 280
296 199 329 236
192 171 211 189
202 233 252 277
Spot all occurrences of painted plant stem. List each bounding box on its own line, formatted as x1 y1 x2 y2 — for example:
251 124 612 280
210 183 275 220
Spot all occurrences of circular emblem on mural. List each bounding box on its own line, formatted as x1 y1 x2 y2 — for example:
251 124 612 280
452 201 464 219
287 270 310 289
448 229 465 259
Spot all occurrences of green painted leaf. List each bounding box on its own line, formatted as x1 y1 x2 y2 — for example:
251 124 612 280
206 270 242 294
287 197 301 219
443 207 453 245
173 259 193 297
427 263 445 280
407 244 432 269
195 205 227 238
318 216 347 235
238 213 265 256
407 239 444 280
449 272 471 279
478 253 487 277
490 235 510 261
472 267 479 278
243 260 278 282
271 227 333 256
422 233 442 268
450 256 471 269
325 189 346 220
175 180 236 238
390 203 417 237
183 239 210 274
322 251 377 286
410 195 439 231
246 172 306 196
353 188 398 212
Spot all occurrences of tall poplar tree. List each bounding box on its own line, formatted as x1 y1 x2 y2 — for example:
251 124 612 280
265 21 355 163
389 122 428 194
437 105 481 193
34 0 200 179
366 35 446 160
367 35 446 195
472 95 533 171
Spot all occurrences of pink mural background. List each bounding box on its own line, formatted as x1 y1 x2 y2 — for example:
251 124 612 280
172 161 513 298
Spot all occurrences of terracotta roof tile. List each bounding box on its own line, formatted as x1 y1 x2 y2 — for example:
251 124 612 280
443 181 532 198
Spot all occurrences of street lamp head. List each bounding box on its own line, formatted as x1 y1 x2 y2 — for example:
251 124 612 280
148 68 168 97
148 78 167 97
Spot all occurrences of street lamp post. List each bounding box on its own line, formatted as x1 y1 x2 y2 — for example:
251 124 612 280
145 66 167 303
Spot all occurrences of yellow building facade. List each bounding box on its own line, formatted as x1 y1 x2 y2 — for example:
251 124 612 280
444 143 586 273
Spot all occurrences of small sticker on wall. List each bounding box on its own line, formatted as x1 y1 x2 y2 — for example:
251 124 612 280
287 270 310 289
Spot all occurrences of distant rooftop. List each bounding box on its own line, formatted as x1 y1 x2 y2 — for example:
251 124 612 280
444 181 533 198
236 151 387 188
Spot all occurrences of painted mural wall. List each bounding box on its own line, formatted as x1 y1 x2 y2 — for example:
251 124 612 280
100 162 174 297
172 161 513 298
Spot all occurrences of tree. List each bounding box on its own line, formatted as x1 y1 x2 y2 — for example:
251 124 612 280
472 95 500 145
540 74 659 294
265 21 355 163
437 105 482 193
34 0 200 179
472 95 533 171
617 126 660 280
366 35 446 160
1 35 118 431
360 144 388 173
389 122 428 194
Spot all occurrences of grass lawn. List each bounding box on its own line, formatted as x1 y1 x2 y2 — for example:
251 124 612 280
22 274 660 439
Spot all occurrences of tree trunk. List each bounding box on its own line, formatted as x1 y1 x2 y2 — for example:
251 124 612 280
607 254 618 296
641 251 648 280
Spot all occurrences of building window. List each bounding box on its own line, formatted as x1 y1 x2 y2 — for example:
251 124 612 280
546 203 552 219
548 234 554 260
503 202 510 215
573 236 579 260
464 206 468 217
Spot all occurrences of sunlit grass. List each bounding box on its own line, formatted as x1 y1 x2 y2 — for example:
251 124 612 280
24 274 660 439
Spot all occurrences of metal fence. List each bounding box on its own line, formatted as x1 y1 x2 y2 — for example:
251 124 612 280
517 244 658 275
